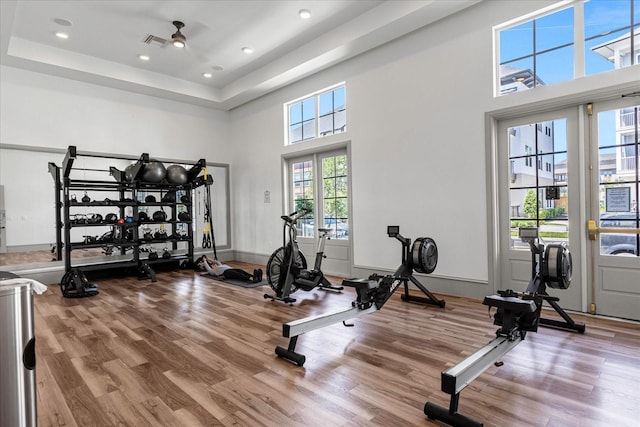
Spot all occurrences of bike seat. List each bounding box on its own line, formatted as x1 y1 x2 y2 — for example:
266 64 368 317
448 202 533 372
342 278 377 290
482 294 537 313
318 227 332 234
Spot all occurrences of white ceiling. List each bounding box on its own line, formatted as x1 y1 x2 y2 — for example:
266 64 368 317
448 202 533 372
1 0 479 110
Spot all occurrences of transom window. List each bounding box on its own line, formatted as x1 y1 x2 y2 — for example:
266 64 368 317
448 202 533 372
286 84 346 144
496 0 639 96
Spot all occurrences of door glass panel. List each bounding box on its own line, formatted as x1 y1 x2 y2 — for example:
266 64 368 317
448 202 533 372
597 105 640 256
321 154 349 240
508 119 569 250
291 160 314 238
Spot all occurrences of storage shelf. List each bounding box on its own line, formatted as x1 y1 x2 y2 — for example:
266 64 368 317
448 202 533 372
49 145 205 280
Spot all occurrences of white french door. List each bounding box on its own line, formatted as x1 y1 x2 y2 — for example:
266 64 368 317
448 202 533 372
287 149 351 277
588 99 640 321
496 107 584 312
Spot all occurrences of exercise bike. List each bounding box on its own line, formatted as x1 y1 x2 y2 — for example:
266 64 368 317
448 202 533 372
264 208 343 304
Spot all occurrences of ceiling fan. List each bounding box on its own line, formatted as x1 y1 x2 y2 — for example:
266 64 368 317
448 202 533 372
171 20 186 48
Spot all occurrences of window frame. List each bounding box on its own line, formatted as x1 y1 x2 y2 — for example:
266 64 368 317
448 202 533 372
494 0 639 97
285 83 346 145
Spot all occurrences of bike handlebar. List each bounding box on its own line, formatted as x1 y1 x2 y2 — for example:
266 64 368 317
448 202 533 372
281 208 311 223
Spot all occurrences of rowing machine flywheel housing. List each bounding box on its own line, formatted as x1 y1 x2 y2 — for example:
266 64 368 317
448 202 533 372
411 237 438 274
542 243 572 289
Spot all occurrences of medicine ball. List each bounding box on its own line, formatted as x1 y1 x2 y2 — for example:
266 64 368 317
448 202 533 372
125 216 135 223
180 195 190 204
137 212 149 222
152 210 167 222
141 161 166 183
124 163 137 182
178 211 191 221
117 218 125 224
105 213 118 223
161 191 176 203
166 165 188 185
145 195 157 203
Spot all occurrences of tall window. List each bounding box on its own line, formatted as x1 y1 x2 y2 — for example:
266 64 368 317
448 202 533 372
597 105 639 256
322 154 349 239
287 84 346 144
497 0 638 96
508 119 569 250
291 160 315 237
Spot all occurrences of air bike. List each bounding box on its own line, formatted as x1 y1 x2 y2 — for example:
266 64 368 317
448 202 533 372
264 208 343 304
274 225 444 366
424 227 580 427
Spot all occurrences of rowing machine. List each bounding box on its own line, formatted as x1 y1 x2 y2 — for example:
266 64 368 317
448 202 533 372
424 289 544 427
519 227 584 333
275 226 442 366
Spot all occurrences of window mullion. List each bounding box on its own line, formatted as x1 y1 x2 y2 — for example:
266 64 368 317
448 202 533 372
574 1 585 78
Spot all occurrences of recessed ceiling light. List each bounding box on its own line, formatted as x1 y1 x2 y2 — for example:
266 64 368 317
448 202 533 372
55 32 69 39
211 65 224 71
53 18 73 27
299 9 311 19
138 54 150 61
202 72 212 78
241 46 253 54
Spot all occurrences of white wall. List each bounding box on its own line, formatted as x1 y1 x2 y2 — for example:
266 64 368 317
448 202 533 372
0 65 230 248
229 0 638 284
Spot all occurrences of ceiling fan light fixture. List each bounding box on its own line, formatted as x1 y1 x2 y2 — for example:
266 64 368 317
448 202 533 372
171 20 186 48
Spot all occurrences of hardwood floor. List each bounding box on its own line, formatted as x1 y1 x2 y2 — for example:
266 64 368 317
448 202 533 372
31 263 640 427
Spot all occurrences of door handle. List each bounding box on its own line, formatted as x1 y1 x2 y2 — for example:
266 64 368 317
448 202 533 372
587 219 640 240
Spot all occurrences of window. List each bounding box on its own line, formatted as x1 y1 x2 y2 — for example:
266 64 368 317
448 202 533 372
508 118 569 250
322 154 349 239
291 160 315 237
597 105 639 256
525 145 533 167
287 84 346 144
287 151 350 241
497 0 639 96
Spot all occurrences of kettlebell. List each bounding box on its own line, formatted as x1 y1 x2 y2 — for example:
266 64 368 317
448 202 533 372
178 211 191 221
145 195 157 203
148 250 158 260
81 192 91 203
180 195 190 204
137 212 149 222
162 249 171 259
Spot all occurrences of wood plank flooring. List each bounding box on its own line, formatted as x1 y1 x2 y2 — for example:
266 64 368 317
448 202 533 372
32 263 640 427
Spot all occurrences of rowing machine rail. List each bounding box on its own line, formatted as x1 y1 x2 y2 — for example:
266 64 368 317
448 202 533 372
424 291 542 427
